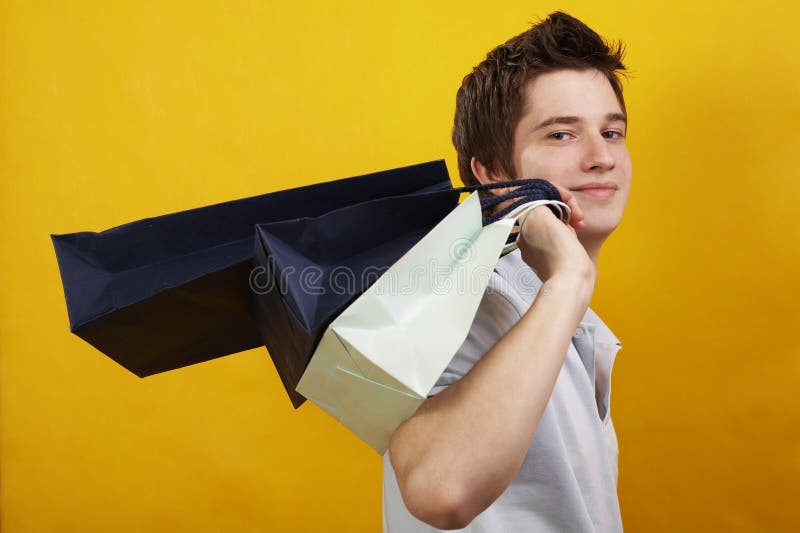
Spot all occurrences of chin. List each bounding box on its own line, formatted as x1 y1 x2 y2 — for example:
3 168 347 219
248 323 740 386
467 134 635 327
576 217 621 241
580 202 623 226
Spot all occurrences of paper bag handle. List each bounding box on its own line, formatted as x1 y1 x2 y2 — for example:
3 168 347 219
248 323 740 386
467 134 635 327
498 199 571 255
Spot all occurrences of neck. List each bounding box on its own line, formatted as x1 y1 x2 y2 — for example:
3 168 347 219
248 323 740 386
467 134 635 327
577 232 607 273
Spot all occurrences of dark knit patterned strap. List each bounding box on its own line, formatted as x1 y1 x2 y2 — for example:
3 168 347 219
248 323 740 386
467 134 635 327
454 178 563 226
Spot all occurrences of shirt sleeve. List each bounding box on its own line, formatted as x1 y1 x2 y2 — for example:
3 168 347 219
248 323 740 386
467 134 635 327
427 272 525 397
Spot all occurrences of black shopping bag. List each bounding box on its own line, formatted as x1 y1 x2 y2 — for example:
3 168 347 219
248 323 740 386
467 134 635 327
251 188 461 407
52 160 451 377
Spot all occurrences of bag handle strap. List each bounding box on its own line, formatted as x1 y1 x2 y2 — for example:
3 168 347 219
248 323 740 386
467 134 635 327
497 199 569 255
453 178 571 226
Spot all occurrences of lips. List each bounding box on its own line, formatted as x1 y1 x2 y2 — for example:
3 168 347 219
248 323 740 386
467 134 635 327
570 181 618 191
570 181 618 199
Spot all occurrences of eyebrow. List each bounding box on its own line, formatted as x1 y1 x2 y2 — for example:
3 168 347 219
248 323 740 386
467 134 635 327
533 112 628 131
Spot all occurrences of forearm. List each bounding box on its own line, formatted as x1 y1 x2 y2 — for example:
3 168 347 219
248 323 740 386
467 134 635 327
388 272 594 529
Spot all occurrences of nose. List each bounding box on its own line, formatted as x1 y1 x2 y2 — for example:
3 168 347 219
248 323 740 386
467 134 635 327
581 133 615 172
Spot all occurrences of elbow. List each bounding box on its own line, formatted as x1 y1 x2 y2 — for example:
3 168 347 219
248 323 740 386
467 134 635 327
399 468 478 530
388 420 487 529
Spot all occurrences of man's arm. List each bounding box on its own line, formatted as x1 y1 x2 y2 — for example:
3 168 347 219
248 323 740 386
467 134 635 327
388 202 595 530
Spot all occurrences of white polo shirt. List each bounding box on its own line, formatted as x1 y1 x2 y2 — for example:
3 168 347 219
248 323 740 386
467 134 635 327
382 249 624 532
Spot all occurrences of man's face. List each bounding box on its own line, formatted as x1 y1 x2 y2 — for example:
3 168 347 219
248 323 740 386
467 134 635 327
511 69 632 242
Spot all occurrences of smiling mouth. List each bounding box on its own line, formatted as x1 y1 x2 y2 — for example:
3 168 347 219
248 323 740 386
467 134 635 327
573 187 616 198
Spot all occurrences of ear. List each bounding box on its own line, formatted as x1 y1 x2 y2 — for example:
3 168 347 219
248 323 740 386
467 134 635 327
470 157 511 197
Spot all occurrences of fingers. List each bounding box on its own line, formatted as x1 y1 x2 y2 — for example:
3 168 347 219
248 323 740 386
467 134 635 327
550 182 585 230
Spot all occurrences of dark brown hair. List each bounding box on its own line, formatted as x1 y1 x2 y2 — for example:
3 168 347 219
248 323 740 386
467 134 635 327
452 11 627 186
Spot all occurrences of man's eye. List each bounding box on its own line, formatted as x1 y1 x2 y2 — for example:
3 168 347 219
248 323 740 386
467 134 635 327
602 130 625 139
549 131 571 140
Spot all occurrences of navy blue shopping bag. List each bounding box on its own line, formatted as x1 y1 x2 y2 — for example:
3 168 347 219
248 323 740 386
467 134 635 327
251 188 461 407
51 160 452 377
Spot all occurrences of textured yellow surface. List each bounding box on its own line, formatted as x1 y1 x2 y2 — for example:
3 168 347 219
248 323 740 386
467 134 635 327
2 1 799 531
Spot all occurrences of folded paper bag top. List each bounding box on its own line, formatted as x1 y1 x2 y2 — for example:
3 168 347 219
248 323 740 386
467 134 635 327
295 192 568 453
51 160 452 377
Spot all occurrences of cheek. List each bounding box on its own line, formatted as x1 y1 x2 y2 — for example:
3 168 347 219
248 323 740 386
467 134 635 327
616 149 633 187
517 146 576 185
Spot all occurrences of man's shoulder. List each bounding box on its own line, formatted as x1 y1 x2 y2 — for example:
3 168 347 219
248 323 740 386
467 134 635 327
484 249 542 314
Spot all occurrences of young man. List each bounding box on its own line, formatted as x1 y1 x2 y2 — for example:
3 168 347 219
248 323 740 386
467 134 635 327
383 12 631 532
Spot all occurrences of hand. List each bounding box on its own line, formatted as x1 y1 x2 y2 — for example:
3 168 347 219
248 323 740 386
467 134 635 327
514 183 595 284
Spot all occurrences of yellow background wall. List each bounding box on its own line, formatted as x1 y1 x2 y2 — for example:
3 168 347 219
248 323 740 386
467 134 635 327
2 1 799 531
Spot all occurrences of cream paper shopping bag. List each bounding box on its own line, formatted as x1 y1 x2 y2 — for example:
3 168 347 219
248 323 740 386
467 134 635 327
295 192 568 452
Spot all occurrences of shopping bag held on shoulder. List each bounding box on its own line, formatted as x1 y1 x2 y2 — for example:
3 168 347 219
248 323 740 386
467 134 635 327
296 191 569 453
251 188 462 408
51 161 451 377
